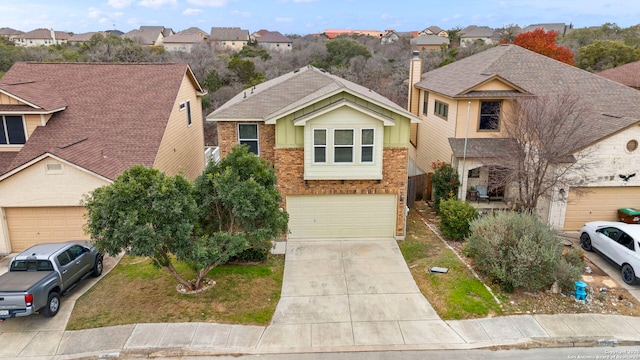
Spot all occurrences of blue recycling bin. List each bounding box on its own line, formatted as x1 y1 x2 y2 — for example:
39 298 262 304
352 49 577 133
574 281 587 301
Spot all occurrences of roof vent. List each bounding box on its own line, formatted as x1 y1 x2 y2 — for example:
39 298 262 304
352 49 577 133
603 113 622 119
293 68 300 73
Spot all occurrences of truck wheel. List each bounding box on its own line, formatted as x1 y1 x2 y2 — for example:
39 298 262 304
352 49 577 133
92 256 103 277
42 292 60 317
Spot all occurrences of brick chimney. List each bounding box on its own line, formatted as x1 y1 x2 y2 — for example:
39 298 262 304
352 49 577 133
407 50 422 115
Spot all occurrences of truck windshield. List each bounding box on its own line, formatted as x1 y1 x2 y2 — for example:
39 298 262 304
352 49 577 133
10 260 54 272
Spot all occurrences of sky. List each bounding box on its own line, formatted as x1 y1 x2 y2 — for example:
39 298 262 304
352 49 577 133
1 0 639 35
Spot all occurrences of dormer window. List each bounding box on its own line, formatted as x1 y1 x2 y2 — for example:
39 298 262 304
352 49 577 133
0 115 26 145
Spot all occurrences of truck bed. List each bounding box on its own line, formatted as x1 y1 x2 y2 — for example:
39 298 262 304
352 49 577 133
0 271 54 293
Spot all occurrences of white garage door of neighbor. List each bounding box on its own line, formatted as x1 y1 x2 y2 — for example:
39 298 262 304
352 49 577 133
5 206 89 252
287 194 396 239
564 186 640 231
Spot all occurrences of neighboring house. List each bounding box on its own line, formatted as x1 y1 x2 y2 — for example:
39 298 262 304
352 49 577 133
0 27 23 42
207 66 420 240
407 44 640 231
163 34 206 52
419 26 448 37
122 26 173 46
459 26 495 47
13 28 70 47
520 23 573 36
410 34 449 51
0 62 206 254
598 60 640 89
255 30 292 51
322 29 384 39
381 30 400 44
210 27 250 50
68 31 105 45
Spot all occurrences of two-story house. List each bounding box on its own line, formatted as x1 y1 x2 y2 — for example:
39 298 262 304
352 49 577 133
163 27 209 52
253 30 292 52
13 28 70 47
122 26 173 46
207 66 420 240
210 27 250 51
0 62 206 254
407 44 640 231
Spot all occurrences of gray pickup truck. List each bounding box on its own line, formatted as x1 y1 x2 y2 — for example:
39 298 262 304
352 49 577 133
0 241 103 320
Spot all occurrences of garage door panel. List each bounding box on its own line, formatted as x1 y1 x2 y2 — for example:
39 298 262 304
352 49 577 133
6 207 88 252
287 194 396 239
564 187 640 231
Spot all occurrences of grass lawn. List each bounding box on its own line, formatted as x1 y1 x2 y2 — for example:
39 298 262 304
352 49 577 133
399 207 502 320
66 254 284 330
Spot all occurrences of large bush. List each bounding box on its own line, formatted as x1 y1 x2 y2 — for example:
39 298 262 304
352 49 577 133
431 161 460 213
439 198 478 240
465 211 583 292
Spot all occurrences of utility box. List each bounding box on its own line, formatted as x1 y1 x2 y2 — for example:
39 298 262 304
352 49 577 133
618 208 640 224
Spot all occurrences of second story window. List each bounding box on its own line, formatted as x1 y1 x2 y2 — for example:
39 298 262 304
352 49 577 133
0 115 26 145
422 92 429 115
361 129 374 163
238 123 259 155
313 129 327 163
479 101 501 130
434 100 448 119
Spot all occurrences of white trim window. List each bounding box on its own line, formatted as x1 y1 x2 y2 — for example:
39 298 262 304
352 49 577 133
361 128 374 163
238 123 259 155
334 129 354 163
313 129 327 163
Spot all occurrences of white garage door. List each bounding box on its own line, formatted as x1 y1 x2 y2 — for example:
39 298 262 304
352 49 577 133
564 187 640 231
287 194 396 239
5 207 89 252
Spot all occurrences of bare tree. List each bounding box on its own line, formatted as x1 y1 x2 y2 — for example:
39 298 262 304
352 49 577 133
490 93 596 211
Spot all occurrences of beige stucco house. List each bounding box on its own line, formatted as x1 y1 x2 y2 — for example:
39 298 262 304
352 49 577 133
0 62 206 254
210 27 249 51
208 66 420 240
407 44 640 231
13 28 70 47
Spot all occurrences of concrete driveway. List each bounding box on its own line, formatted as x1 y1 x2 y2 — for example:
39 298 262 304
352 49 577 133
260 239 463 348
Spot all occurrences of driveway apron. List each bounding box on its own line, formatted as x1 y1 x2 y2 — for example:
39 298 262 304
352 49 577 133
266 239 462 347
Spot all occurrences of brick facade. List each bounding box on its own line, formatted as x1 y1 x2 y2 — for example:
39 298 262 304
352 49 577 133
216 121 409 238
274 147 408 237
216 121 275 162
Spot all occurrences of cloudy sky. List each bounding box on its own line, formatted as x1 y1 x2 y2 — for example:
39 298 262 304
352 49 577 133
1 0 638 35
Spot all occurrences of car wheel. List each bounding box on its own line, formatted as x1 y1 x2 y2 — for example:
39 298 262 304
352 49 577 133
580 233 593 251
42 292 60 317
622 264 637 285
92 256 103 277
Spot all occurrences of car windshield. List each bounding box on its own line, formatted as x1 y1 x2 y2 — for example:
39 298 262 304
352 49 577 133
10 259 54 272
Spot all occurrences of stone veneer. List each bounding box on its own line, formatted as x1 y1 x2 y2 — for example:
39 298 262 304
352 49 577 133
216 121 408 238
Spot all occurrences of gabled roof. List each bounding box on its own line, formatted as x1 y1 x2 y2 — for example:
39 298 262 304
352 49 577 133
598 60 640 88
207 65 420 124
415 44 640 152
210 27 249 41
177 27 208 38
0 62 204 180
0 80 67 112
521 23 572 35
19 28 70 40
460 26 495 38
163 34 205 44
68 32 102 42
257 31 291 43
122 26 165 45
0 27 23 36
411 34 449 46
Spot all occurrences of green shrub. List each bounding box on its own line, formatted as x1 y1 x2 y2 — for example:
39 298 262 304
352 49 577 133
556 247 585 292
439 198 478 240
431 161 460 213
465 211 582 292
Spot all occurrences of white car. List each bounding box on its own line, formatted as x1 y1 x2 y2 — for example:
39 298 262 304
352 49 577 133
580 221 640 285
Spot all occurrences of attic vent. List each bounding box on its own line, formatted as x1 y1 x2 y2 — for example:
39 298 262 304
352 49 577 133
603 113 622 119
45 163 63 174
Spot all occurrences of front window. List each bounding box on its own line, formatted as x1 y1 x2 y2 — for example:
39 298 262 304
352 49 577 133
238 123 259 155
334 129 354 163
361 129 374 163
0 115 26 145
479 101 501 130
313 129 326 163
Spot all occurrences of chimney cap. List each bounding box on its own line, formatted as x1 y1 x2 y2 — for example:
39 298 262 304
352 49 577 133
412 50 420 59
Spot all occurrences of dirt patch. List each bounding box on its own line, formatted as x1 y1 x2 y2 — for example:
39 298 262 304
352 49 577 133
412 201 640 317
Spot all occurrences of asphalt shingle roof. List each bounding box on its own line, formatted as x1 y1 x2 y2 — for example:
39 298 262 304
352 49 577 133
415 44 640 152
210 27 249 41
598 60 640 88
207 66 418 122
0 62 199 180
411 35 449 46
